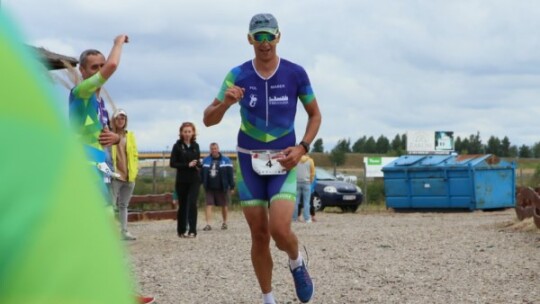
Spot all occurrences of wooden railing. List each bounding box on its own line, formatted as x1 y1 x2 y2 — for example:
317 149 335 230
128 193 176 222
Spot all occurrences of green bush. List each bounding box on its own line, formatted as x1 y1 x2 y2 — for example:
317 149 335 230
367 178 385 205
133 176 175 195
525 163 540 187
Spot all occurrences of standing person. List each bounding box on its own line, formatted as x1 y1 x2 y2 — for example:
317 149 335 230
1 17 137 304
203 13 322 304
299 171 318 222
69 36 128 199
201 142 235 231
110 109 139 241
293 155 315 223
170 122 202 238
69 35 155 304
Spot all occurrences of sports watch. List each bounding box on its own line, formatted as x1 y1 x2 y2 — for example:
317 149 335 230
299 141 310 153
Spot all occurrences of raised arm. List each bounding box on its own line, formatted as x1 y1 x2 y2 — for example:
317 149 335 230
100 34 129 80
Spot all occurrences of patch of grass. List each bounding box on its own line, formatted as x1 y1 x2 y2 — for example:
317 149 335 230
513 158 539 170
359 202 388 212
321 207 343 213
366 179 386 204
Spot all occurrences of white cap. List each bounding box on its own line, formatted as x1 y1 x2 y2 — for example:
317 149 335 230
113 108 127 118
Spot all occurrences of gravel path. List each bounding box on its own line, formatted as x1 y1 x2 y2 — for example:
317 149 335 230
126 209 540 304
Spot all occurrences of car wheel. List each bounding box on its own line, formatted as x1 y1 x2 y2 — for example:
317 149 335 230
312 194 323 211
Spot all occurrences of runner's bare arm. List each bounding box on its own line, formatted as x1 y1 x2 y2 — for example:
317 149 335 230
279 99 322 170
203 98 231 127
203 85 245 126
299 99 322 147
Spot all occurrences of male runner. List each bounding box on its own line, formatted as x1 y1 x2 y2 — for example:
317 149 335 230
203 13 322 304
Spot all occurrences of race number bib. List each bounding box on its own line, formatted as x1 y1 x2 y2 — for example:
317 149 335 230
250 150 286 175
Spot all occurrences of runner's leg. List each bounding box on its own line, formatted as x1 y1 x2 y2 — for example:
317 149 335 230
268 199 299 259
243 206 273 294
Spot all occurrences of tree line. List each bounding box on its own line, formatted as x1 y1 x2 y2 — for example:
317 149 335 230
310 132 540 165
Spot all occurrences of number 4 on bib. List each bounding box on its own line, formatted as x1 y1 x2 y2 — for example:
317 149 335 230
250 150 286 175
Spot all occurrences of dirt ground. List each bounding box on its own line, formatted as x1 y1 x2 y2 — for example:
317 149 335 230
126 208 540 304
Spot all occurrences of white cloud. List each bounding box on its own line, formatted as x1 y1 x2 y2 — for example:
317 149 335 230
6 0 540 152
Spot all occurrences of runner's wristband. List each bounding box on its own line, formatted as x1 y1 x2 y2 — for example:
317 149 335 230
299 141 310 153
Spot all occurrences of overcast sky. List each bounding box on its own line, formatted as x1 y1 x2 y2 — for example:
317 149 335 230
5 0 540 152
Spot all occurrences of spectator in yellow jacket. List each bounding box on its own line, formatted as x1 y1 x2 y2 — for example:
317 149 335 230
111 108 139 240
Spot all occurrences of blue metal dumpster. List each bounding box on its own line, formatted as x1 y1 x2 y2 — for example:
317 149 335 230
382 154 515 210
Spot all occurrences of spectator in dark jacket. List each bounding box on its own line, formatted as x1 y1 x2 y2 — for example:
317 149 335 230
170 122 201 238
200 142 235 231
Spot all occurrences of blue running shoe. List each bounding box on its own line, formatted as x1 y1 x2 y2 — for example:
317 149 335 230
290 261 314 303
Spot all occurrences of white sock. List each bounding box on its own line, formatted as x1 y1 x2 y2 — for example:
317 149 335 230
262 291 276 304
289 252 303 270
